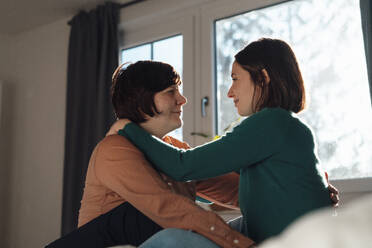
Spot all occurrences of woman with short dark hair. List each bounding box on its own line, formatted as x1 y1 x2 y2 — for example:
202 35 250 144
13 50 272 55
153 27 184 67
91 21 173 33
111 60 182 123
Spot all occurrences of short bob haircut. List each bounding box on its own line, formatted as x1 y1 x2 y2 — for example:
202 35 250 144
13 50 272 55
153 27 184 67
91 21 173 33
234 38 305 113
111 60 181 123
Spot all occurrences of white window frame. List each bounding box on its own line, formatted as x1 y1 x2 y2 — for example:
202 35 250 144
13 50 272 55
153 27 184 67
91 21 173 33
196 0 287 145
119 0 372 198
118 1 201 145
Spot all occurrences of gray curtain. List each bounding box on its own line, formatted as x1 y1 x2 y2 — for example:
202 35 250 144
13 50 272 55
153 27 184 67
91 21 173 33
360 0 372 106
62 2 119 235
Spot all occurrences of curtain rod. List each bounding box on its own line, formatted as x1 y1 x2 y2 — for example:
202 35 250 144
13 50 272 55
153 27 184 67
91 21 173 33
119 0 146 9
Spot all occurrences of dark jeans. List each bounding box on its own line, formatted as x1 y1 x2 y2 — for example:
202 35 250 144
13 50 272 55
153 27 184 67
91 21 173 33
45 202 162 248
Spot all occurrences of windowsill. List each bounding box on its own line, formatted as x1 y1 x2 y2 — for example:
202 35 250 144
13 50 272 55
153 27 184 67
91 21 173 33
330 177 372 193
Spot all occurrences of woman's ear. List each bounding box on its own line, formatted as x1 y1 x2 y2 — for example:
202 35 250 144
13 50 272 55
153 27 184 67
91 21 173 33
262 69 270 84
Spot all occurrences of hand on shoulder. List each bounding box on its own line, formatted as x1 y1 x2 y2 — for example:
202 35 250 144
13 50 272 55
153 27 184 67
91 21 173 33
106 118 132 136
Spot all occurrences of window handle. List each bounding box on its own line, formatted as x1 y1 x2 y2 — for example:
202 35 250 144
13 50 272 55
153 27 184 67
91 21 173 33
201 96 209 117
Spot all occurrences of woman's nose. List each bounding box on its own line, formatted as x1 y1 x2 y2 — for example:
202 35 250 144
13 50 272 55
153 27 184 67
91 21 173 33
177 93 187 105
227 86 234 98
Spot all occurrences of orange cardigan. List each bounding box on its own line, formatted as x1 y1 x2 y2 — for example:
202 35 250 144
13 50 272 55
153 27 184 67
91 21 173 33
78 134 254 248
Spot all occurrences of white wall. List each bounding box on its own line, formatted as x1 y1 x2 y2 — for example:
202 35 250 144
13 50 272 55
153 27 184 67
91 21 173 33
0 34 12 79
0 17 69 248
0 33 13 248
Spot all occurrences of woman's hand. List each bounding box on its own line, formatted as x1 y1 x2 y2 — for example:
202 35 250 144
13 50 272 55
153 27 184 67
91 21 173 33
328 183 339 207
106 119 132 136
325 172 339 207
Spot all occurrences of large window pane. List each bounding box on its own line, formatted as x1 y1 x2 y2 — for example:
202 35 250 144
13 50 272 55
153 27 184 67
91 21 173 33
215 0 372 179
121 44 151 64
120 35 184 140
154 35 183 78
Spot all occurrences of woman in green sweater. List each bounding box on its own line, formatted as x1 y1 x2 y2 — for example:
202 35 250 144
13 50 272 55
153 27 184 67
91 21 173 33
112 38 333 246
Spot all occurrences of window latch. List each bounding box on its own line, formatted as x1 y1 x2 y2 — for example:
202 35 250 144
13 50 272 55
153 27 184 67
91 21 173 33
201 96 209 117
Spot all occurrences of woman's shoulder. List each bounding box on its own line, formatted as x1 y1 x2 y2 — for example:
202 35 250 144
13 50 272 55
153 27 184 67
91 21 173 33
240 107 292 127
96 134 145 156
259 107 292 117
230 108 293 141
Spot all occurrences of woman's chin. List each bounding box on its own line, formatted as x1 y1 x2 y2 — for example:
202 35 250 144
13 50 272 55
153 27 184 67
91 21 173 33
170 118 183 129
237 109 252 117
175 119 183 128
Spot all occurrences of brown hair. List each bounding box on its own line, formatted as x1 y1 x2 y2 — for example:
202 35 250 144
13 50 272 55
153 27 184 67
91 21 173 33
111 60 181 123
234 38 305 113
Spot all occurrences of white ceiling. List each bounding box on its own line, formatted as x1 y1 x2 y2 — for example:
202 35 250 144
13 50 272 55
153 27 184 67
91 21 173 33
0 0 133 35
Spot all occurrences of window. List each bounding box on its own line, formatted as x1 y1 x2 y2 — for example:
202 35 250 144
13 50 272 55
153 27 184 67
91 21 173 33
119 0 372 190
121 44 151 62
214 0 372 179
120 35 184 140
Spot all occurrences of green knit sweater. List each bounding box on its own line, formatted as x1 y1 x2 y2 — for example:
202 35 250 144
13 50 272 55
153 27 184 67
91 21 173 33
119 107 332 243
